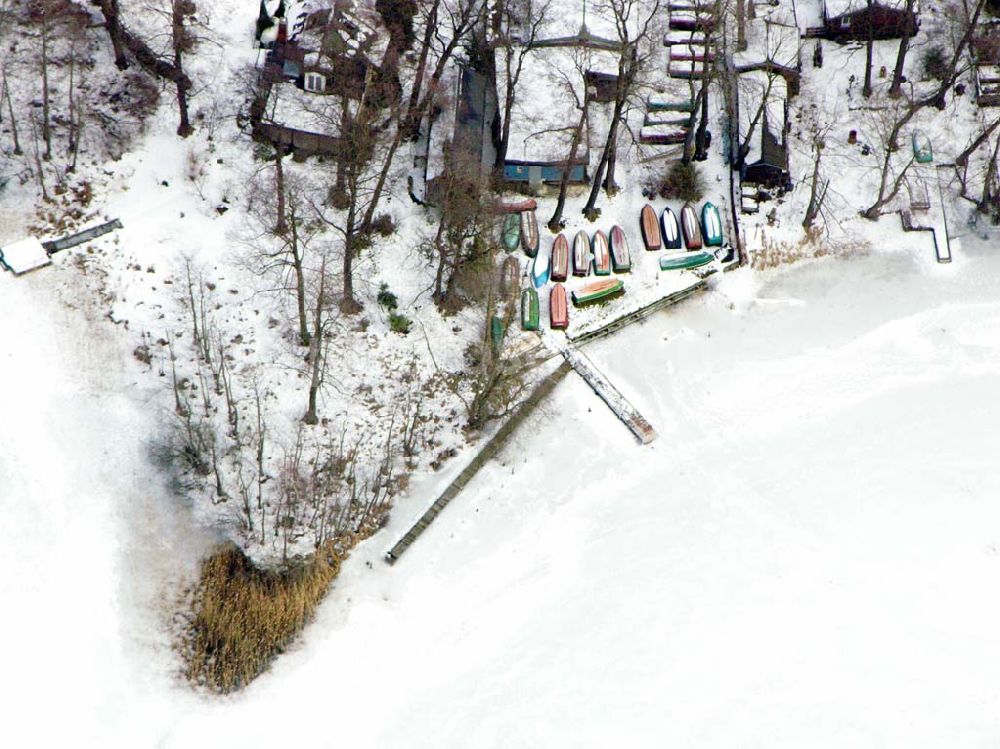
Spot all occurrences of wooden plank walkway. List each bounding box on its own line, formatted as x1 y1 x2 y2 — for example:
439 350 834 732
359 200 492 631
385 275 718 565
42 218 123 254
384 361 572 564
570 278 709 346
560 345 657 444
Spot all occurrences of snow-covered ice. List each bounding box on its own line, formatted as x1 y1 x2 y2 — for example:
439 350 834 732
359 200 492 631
4 233 1000 746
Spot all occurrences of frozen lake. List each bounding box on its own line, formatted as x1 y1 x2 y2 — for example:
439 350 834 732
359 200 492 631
3 244 1000 746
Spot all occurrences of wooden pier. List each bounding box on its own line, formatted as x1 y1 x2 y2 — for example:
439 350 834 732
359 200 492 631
384 275 718 564
384 361 572 564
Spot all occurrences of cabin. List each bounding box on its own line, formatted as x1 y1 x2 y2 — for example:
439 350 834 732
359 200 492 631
821 0 919 42
251 0 392 158
738 71 791 192
972 20 1000 107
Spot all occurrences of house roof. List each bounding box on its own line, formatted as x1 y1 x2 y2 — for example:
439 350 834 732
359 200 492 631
824 0 909 18
734 6 800 71
501 45 617 164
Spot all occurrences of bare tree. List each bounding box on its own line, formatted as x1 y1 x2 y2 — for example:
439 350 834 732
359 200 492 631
888 0 918 98
244 170 321 347
493 0 551 180
547 54 590 230
582 0 661 218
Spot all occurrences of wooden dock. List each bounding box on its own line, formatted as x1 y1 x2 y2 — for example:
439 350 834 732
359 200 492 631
384 361 572 564
384 275 717 564
560 345 657 444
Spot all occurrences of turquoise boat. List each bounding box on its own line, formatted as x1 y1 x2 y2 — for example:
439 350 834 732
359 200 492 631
659 250 715 271
912 130 933 164
520 288 539 331
501 214 520 252
701 202 723 247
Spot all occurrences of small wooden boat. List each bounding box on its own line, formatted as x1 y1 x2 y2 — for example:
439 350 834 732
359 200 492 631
680 203 703 249
591 230 611 276
658 250 714 271
531 242 550 287
551 233 569 282
520 288 539 331
639 126 688 145
609 226 631 272
640 204 661 250
700 202 723 247
660 207 682 249
500 213 520 252
549 283 569 330
912 130 933 164
572 230 591 276
520 210 539 256
500 255 521 296
491 197 537 214
571 278 625 306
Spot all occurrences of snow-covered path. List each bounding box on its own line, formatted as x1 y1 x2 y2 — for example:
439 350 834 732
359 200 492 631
5 243 1000 747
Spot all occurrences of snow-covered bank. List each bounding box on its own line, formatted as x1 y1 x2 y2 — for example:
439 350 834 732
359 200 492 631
0 267 214 745
7 235 1000 746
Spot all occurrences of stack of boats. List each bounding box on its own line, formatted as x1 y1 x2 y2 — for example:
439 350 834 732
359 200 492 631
500 210 632 333
639 200 724 270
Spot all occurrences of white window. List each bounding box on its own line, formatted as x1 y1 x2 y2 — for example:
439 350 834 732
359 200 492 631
304 72 326 94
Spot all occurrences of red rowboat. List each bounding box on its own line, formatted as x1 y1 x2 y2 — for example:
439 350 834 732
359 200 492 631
549 284 569 330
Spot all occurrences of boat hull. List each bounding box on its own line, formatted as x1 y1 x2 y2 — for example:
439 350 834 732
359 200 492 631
551 233 569 281
520 211 539 256
572 231 590 277
520 288 539 331
592 230 611 276
572 278 625 306
500 256 521 296
550 284 569 330
659 250 714 270
681 203 703 249
660 207 682 249
501 213 520 252
640 204 662 250
609 226 631 272
531 246 551 288
700 202 723 247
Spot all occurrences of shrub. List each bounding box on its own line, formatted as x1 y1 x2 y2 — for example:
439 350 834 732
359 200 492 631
377 282 398 310
370 212 396 236
659 161 705 202
389 312 412 334
922 46 949 81
182 543 340 693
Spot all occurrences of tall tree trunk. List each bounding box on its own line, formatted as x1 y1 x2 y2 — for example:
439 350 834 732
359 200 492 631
40 17 51 161
736 0 747 51
172 1 193 137
100 0 129 68
888 0 916 98
548 99 588 231
2 71 21 155
274 148 287 234
304 258 328 425
863 0 874 99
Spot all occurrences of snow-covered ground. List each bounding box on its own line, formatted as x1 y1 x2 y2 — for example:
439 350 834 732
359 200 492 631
5 230 1000 745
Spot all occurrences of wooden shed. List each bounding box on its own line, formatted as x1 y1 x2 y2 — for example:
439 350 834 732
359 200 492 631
822 0 919 42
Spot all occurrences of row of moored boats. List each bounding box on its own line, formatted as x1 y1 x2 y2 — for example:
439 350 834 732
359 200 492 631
502 201 727 333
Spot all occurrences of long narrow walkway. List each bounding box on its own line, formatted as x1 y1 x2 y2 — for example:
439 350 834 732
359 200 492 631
560 345 658 444
385 361 572 563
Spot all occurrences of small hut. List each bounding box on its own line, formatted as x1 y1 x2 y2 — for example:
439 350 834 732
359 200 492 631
822 0 919 42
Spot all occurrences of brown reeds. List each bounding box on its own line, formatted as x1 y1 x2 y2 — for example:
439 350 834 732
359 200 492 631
182 542 340 693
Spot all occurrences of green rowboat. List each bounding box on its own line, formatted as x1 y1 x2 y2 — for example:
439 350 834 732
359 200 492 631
571 278 624 306
659 250 715 271
520 288 540 331
501 213 521 252
490 315 506 354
